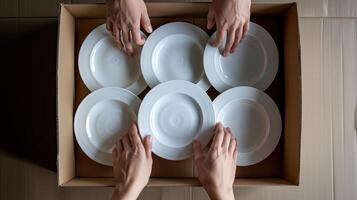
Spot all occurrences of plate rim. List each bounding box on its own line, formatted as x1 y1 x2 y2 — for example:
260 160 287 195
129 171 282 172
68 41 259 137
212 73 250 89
78 23 147 94
213 86 282 166
203 22 279 92
140 22 211 91
138 80 215 160
74 87 141 166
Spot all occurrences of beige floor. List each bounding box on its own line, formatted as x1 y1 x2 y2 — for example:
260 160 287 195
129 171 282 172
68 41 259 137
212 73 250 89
1 0 356 200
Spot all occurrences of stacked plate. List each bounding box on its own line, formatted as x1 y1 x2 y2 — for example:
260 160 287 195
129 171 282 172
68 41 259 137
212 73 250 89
75 21 281 166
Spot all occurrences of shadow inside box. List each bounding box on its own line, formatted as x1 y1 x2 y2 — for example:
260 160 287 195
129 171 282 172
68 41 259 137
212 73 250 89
0 21 58 171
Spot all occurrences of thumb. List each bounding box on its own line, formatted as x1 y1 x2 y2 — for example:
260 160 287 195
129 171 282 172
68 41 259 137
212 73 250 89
207 8 215 30
141 10 153 33
193 140 204 162
143 135 152 158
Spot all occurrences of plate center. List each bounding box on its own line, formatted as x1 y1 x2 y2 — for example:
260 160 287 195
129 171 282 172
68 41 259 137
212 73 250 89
152 34 204 83
150 93 202 148
86 99 135 153
218 99 269 153
90 37 140 88
217 35 266 86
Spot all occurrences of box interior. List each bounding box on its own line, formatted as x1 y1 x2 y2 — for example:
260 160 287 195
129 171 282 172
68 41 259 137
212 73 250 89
57 2 301 187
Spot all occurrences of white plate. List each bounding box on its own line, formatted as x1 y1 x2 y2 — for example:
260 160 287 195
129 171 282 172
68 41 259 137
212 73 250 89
140 22 211 91
78 24 147 94
204 22 279 92
138 80 215 160
74 87 141 166
213 86 281 166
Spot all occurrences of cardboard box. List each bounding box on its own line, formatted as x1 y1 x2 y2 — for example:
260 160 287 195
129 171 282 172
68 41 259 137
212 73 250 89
57 2 301 187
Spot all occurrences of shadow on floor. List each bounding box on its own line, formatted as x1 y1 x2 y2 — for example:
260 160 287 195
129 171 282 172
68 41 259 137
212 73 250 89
1 20 58 171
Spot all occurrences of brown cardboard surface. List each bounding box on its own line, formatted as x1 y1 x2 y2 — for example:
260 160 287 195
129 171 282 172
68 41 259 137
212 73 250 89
57 2 301 186
57 5 76 185
62 177 293 187
282 3 301 185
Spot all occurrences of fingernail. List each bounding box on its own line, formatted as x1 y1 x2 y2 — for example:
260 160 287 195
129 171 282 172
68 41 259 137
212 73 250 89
148 26 153 33
147 135 152 142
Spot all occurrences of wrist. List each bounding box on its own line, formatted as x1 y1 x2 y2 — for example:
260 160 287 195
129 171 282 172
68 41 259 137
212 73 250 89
112 183 142 200
204 185 234 200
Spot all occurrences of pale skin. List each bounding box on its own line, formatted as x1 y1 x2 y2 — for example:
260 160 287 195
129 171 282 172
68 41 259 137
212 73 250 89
106 0 251 57
111 123 237 200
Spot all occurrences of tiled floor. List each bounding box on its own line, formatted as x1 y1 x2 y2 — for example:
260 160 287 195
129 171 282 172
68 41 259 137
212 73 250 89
0 0 356 200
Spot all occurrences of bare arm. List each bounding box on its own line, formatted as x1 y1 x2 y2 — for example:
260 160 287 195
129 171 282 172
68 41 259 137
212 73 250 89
193 122 238 200
111 123 153 200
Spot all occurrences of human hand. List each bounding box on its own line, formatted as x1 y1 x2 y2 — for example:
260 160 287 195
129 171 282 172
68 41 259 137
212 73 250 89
208 0 251 57
106 0 152 56
111 123 153 200
193 122 237 200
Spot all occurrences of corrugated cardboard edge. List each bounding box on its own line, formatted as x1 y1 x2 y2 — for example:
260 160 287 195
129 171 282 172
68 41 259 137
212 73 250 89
282 2 302 185
57 4 76 186
59 178 294 187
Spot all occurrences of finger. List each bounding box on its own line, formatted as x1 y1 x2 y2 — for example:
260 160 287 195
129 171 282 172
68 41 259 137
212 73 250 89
211 122 225 150
128 123 143 147
207 8 215 30
131 26 144 46
231 26 243 53
233 148 238 161
228 138 237 156
242 22 250 38
141 9 153 33
212 24 226 47
106 17 114 34
193 140 204 161
114 27 123 49
121 135 131 151
223 28 236 56
122 27 134 55
222 128 231 151
115 138 123 152
143 135 152 158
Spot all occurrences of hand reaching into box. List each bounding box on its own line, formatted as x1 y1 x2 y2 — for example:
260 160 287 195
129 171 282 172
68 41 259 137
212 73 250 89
208 0 251 57
106 0 250 58
193 122 237 200
111 123 153 200
111 122 237 200
106 0 152 56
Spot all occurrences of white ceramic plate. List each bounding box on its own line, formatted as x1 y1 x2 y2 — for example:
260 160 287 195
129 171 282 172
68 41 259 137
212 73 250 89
204 22 279 92
141 22 211 91
74 87 141 166
213 86 281 166
78 24 147 94
138 80 215 160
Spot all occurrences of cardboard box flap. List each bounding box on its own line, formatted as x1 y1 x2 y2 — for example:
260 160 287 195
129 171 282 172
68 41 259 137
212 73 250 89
60 178 294 187
63 2 293 19
282 3 302 185
57 4 76 185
